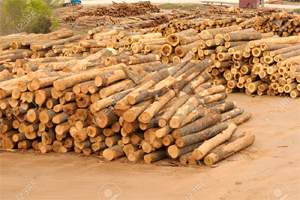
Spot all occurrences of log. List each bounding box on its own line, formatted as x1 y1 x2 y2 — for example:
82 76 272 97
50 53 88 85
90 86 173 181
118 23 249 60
144 149 167 164
158 93 189 127
128 149 144 162
175 121 231 148
172 112 222 139
103 145 124 161
192 124 237 160
204 131 255 166
138 90 175 123
167 142 203 159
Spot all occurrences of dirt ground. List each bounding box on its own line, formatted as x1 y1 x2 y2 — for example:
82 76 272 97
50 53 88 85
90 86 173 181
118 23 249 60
0 93 299 200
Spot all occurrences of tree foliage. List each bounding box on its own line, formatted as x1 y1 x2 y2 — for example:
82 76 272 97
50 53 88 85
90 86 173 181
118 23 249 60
0 0 61 35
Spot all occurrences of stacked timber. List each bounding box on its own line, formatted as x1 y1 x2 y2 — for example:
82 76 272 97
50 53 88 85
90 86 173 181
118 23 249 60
60 1 161 23
2 16 300 99
0 51 254 167
202 28 300 98
75 13 169 28
126 24 300 98
0 28 85 63
131 7 283 36
241 11 300 36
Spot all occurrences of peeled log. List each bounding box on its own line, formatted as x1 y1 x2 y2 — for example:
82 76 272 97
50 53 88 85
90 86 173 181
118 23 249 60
138 90 175 123
174 58 212 92
95 70 128 87
204 131 255 166
123 99 153 123
127 76 176 105
53 64 124 91
249 36 300 48
221 108 244 122
94 107 118 128
158 93 189 127
192 124 237 160
169 96 199 129
228 112 252 125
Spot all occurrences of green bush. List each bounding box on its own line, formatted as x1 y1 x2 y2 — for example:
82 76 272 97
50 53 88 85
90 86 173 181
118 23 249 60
0 0 60 35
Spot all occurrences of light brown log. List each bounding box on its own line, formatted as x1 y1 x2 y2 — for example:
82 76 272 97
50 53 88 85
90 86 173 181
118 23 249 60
103 145 124 161
128 150 144 162
167 142 203 159
138 90 175 123
204 131 255 166
192 124 237 160
123 99 153 122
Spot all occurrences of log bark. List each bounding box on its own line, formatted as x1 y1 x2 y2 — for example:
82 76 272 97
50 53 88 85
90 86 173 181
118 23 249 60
144 149 167 164
172 112 222 139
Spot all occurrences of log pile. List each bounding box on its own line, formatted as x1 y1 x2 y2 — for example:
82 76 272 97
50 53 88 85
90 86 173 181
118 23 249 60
75 13 169 28
76 16 122 27
60 1 160 23
125 25 300 98
130 7 284 35
242 11 300 36
1 10 300 99
0 50 254 166
2 5 300 167
0 28 84 63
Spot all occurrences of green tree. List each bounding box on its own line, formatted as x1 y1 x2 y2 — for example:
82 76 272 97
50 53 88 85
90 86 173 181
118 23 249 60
0 0 60 35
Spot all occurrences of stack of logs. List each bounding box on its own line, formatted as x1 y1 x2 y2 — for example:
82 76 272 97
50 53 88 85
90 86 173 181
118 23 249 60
131 7 285 35
60 1 160 23
125 25 300 98
242 11 300 36
0 28 83 63
1 13 300 98
0 51 255 166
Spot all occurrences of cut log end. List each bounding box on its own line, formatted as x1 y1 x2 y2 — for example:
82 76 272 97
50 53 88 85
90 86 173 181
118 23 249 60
158 118 167 128
192 149 202 160
144 154 153 164
175 138 184 148
169 118 180 129
171 130 181 140
167 145 178 159
123 110 136 123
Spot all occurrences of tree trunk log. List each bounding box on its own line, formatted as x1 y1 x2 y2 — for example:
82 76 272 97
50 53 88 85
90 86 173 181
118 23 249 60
192 124 237 160
204 131 255 166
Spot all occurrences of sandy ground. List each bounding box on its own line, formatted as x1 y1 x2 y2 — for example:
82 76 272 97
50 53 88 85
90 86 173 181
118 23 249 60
0 93 299 200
